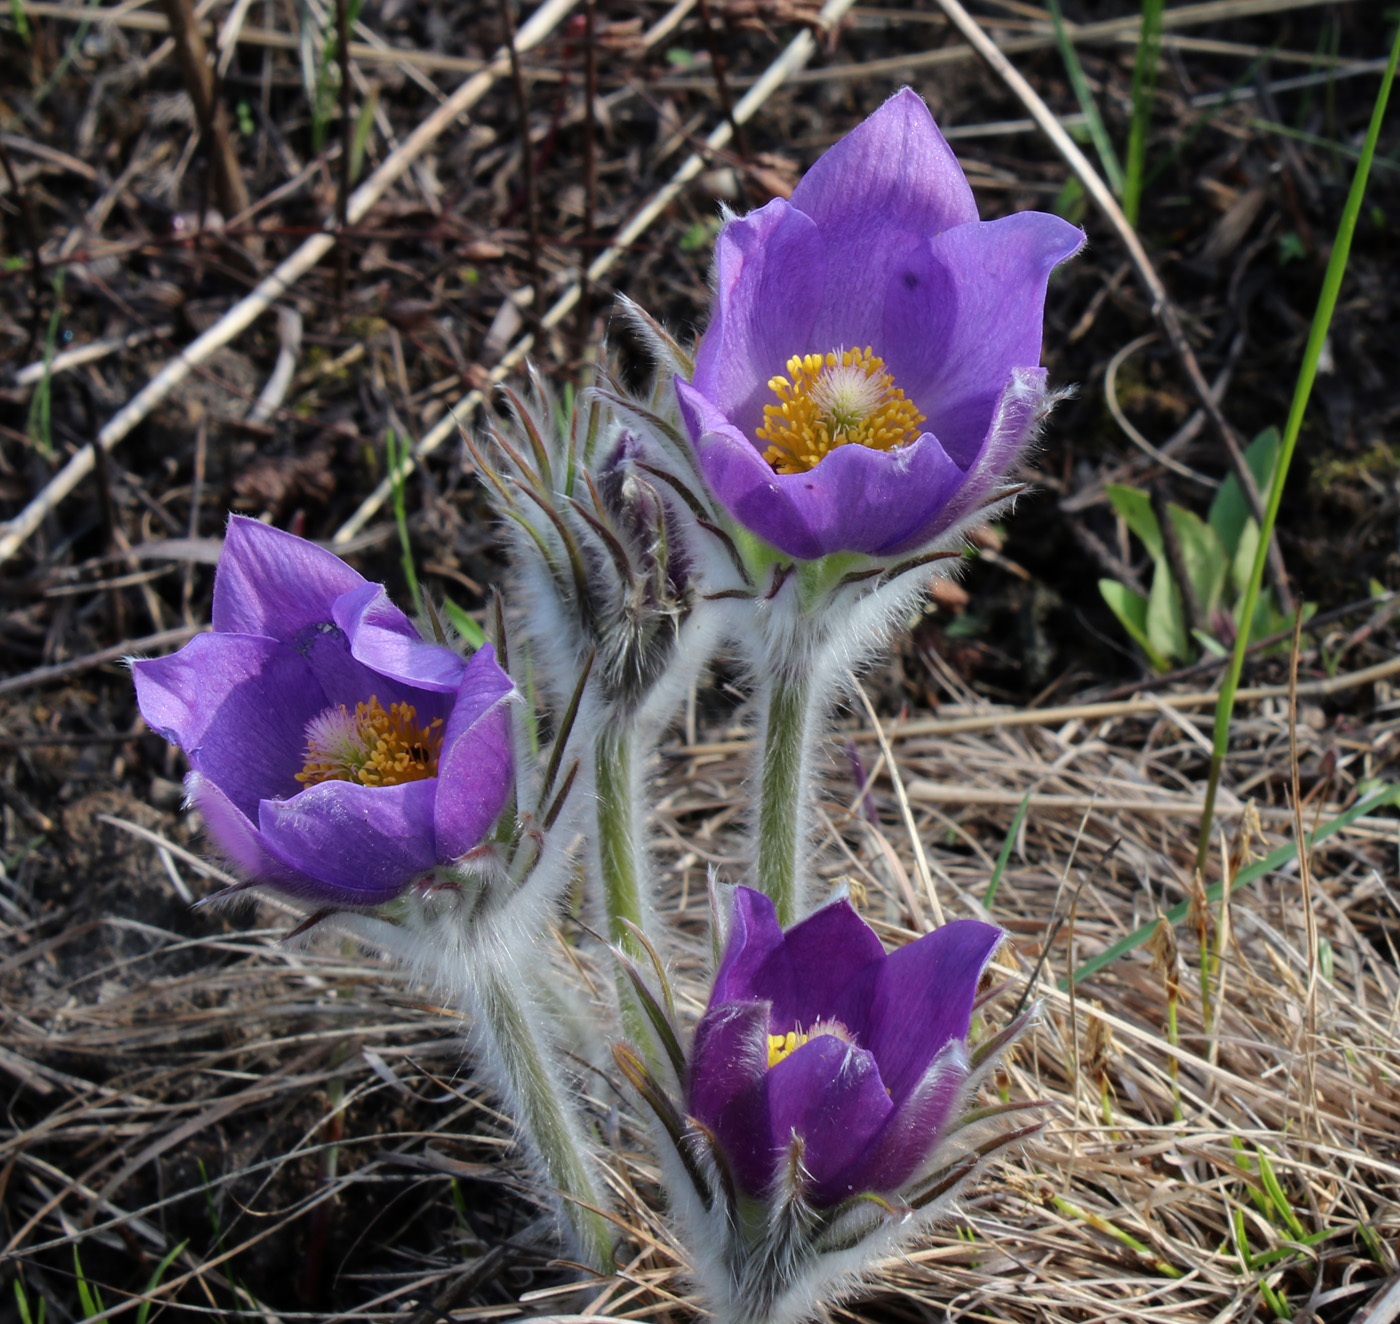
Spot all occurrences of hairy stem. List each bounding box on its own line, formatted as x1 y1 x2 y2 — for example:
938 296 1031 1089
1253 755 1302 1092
596 720 644 947
472 959 614 1270
594 718 654 1051
755 665 815 926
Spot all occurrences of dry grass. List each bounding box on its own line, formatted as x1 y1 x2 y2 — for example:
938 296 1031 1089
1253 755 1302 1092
3 0 1399 1318
6 682 1399 1321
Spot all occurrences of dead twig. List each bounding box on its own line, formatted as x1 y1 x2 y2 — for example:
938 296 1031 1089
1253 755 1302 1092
157 0 250 223
500 0 544 341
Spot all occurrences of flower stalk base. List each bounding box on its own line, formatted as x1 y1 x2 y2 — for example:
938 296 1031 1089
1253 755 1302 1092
472 958 614 1271
755 666 815 926
594 719 658 1054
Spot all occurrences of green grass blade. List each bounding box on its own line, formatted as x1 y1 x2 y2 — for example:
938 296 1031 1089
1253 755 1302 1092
983 791 1029 910
385 428 422 616
25 269 65 460
1044 0 1124 194
13 1280 44 1324
1123 0 1165 224
1066 783 1398 988
441 597 487 649
135 1240 188 1324
73 1245 104 1318
1248 118 1400 173
1193 24 1400 872
1259 1279 1292 1319
1257 1151 1307 1240
32 0 99 106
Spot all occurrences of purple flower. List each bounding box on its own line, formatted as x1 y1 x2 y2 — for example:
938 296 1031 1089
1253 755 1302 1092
688 888 1002 1207
675 89 1083 561
133 517 515 906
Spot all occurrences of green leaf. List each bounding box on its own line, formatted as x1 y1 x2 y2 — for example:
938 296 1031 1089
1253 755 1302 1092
1106 483 1164 561
441 597 486 649
1192 628 1229 657
1259 1278 1292 1319
74 1246 104 1318
1098 579 1169 671
1233 1207 1256 1272
1167 503 1228 620
1209 428 1280 559
1231 517 1260 599
1257 1150 1308 1239
13 1281 43 1324
1146 561 1190 667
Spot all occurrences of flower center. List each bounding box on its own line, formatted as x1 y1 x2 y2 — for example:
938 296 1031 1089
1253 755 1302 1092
766 1019 853 1069
296 696 444 788
756 346 926 475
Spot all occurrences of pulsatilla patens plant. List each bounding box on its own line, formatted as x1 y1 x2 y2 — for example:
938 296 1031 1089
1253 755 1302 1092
675 88 1083 922
134 86 1077 1324
476 379 724 724
616 886 1041 1324
133 516 515 908
474 372 737 994
133 515 613 1268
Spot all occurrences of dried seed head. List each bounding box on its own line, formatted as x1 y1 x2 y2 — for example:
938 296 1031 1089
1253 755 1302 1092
1146 915 1181 998
1185 868 1212 953
1083 1001 1115 1082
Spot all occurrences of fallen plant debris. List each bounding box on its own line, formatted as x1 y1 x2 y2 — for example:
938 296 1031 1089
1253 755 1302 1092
3 0 1400 1321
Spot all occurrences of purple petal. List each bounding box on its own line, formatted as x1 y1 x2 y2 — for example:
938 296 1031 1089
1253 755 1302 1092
773 895 886 1029
680 374 973 560
709 887 788 1008
212 516 366 640
910 365 1047 547
884 211 1084 467
434 646 516 859
274 610 451 729
790 89 978 352
827 1039 970 1197
688 1000 774 1196
769 433 968 560
766 1036 893 1205
257 779 438 904
711 892 885 1030
677 380 823 561
692 198 824 437
862 919 1003 1101
333 582 466 693
184 771 302 888
133 634 327 817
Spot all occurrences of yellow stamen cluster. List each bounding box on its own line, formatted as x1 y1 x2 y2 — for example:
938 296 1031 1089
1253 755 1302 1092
296 696 444 788
766 1019 853 1070
756 346 925 475
767 1030 809 1069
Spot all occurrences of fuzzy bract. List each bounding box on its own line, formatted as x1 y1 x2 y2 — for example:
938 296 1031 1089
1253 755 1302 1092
132 516 515 906
675 88 1084 562
689 887 1003 1206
